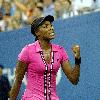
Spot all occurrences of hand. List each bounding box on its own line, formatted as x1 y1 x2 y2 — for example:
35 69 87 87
72 45 80 59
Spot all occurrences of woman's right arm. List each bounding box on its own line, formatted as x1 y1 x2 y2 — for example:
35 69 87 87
10 60 28 100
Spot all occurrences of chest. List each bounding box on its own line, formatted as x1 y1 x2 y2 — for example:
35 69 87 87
28 51 61 73
43 51 51 64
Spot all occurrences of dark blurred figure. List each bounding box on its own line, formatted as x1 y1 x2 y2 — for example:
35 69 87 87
0 64 11 100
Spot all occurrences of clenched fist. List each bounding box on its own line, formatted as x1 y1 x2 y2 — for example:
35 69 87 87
72 45 80 59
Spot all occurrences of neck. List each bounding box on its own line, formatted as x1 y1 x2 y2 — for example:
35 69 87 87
38 39 51 50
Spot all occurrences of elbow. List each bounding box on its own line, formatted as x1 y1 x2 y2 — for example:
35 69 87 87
71 81 79 85
67 73 80 85
68 75 79 85
71 78 79 85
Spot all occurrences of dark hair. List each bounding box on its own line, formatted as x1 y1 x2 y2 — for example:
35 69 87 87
35 35 38 41
31 17 44 41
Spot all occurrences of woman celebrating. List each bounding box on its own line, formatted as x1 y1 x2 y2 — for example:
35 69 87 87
10 15 81 100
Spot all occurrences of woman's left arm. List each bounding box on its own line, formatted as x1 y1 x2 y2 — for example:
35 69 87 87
61 45 81 85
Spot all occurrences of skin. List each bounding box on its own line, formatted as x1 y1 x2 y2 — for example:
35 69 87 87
10 21 80 100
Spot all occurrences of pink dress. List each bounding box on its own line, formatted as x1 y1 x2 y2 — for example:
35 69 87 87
18 40 69 100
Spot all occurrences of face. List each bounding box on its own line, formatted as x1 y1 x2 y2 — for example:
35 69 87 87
36 21 55 40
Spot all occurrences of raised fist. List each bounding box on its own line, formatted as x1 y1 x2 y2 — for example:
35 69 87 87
72 45 80 59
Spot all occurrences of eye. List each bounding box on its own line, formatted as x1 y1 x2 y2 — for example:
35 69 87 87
43 26 46 28
46 24 52 28
43 25 48 28
42 25 46 28
44 24 48 28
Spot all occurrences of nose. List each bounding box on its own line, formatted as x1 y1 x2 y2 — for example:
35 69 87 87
50 26 54 31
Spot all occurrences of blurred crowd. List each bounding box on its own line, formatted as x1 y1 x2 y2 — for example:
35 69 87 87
0 0 100 32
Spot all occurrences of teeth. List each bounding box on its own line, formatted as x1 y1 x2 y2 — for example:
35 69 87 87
50 33 55 35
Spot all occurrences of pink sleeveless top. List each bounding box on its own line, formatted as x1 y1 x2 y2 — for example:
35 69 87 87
18 40 69 100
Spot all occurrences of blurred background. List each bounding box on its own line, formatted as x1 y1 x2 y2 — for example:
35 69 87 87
0 0 100 32
0 0 100 100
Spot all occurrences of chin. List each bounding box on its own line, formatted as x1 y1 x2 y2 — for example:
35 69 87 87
49 37 55 40
45 36 55 41
50 35 55 39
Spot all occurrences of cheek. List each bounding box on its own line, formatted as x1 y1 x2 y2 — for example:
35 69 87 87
41 29 49 35
39 28 50 38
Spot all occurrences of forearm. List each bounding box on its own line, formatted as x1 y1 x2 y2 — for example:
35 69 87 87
10 77 22 99
68 56 81 85
68 64 80 85
9 61 27 100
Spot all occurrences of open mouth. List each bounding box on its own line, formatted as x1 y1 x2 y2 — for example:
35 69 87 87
50 32 55 36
